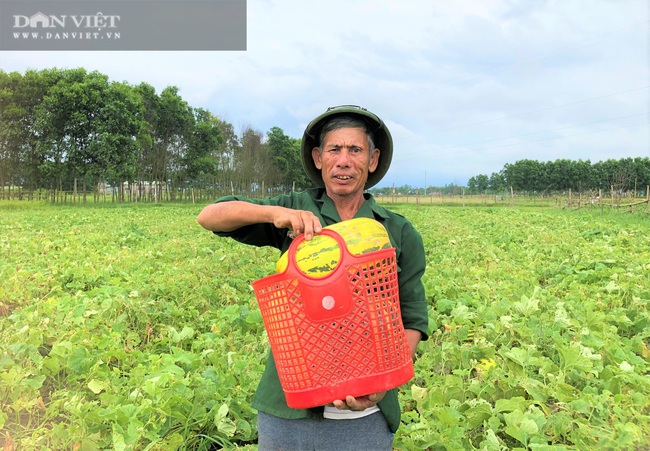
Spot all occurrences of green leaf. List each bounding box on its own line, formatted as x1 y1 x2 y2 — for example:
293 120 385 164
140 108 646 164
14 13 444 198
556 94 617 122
495 397 528 413
520 377 549 403
411 384 428 402
88 379 108 394
112 427 127 451
513 287 541 316
554 383 580 402
215 403 229 421
558 345 593 373
618 361 634 372
434 405 464 426
501 347 541 368
504 409 540 445
465 403 493 428
217 417 237 437
168 326 195 343
20 374 46 389
68 345 90 372
436 297 456 314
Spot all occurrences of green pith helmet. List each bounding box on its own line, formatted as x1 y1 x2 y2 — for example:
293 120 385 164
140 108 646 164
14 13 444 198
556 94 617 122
301 105 393 189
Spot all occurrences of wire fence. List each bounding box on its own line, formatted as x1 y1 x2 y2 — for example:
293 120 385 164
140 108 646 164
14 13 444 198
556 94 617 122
0 182 288 205
2 185 649 213
377 186 650 211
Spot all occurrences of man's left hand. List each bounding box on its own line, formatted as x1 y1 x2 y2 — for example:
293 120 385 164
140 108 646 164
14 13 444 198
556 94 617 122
329 391 386 411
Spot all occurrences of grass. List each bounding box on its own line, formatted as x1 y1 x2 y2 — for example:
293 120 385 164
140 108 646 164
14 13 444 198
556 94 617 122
1 200 648 449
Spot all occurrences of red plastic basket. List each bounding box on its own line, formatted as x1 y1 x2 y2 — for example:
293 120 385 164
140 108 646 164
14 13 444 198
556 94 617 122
252 228 414 409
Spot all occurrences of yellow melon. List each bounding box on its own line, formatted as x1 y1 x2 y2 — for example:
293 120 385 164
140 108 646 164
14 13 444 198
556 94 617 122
275 217 392 278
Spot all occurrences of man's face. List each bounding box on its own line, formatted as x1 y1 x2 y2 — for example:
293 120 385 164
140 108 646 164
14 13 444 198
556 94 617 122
312 127 380 198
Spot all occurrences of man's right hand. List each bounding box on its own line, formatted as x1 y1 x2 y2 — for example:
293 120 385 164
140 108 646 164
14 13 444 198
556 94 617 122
198 202 322 240
272 207 322 240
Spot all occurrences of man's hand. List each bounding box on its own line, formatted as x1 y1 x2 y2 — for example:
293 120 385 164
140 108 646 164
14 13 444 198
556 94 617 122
272 207 322 240
197 202 322 239
329 391 386 411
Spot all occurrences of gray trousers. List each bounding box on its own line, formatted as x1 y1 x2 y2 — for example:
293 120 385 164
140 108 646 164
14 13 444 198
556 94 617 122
257 411 394 451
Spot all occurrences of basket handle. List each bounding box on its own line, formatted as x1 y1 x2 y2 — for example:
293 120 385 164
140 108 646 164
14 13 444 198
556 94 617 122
285 228 355 321
285 228 348 280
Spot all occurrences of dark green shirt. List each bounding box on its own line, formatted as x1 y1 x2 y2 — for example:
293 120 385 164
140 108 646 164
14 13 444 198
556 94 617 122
214 188 428 432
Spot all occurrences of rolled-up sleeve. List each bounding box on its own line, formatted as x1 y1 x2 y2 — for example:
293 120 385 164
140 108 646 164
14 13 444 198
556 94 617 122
212 195 287 250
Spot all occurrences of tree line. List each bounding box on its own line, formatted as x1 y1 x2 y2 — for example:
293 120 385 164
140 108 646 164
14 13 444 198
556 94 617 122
2 68 647 202
465 158 650 195
367 157 650 199
0 68 309 201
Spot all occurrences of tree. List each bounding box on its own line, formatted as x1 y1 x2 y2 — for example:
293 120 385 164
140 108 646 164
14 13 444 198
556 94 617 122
573 160 594 192
467 174 490 194
33 69 144 200
35 68 92 192
267 126 309 190
489 172 506 192
215 120 238 173
96 80 145 199
475 174 489 193
633 157 650 192
467 176 478 194
610 158 636 194
156 86 194 199
503 159 542 192
0 68 67 191
0 70 26 191
234 126 279 192
184 108 224 182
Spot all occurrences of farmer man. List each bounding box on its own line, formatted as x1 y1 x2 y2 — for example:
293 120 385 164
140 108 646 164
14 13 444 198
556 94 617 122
197 105 428 450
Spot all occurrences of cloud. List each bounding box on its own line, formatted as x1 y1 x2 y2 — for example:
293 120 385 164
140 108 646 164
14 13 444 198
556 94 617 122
1 0 648 187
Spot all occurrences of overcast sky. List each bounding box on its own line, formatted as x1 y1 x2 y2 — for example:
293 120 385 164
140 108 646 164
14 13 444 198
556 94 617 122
2 0 649 188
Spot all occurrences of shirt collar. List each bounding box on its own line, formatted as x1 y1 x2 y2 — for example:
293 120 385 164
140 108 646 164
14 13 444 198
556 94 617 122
310 188 390 222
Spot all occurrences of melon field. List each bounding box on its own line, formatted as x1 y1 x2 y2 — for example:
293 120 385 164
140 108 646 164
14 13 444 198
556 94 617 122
1 202 648 450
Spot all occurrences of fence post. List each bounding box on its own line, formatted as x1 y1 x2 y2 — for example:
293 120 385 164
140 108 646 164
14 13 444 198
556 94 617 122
599 188 603 212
